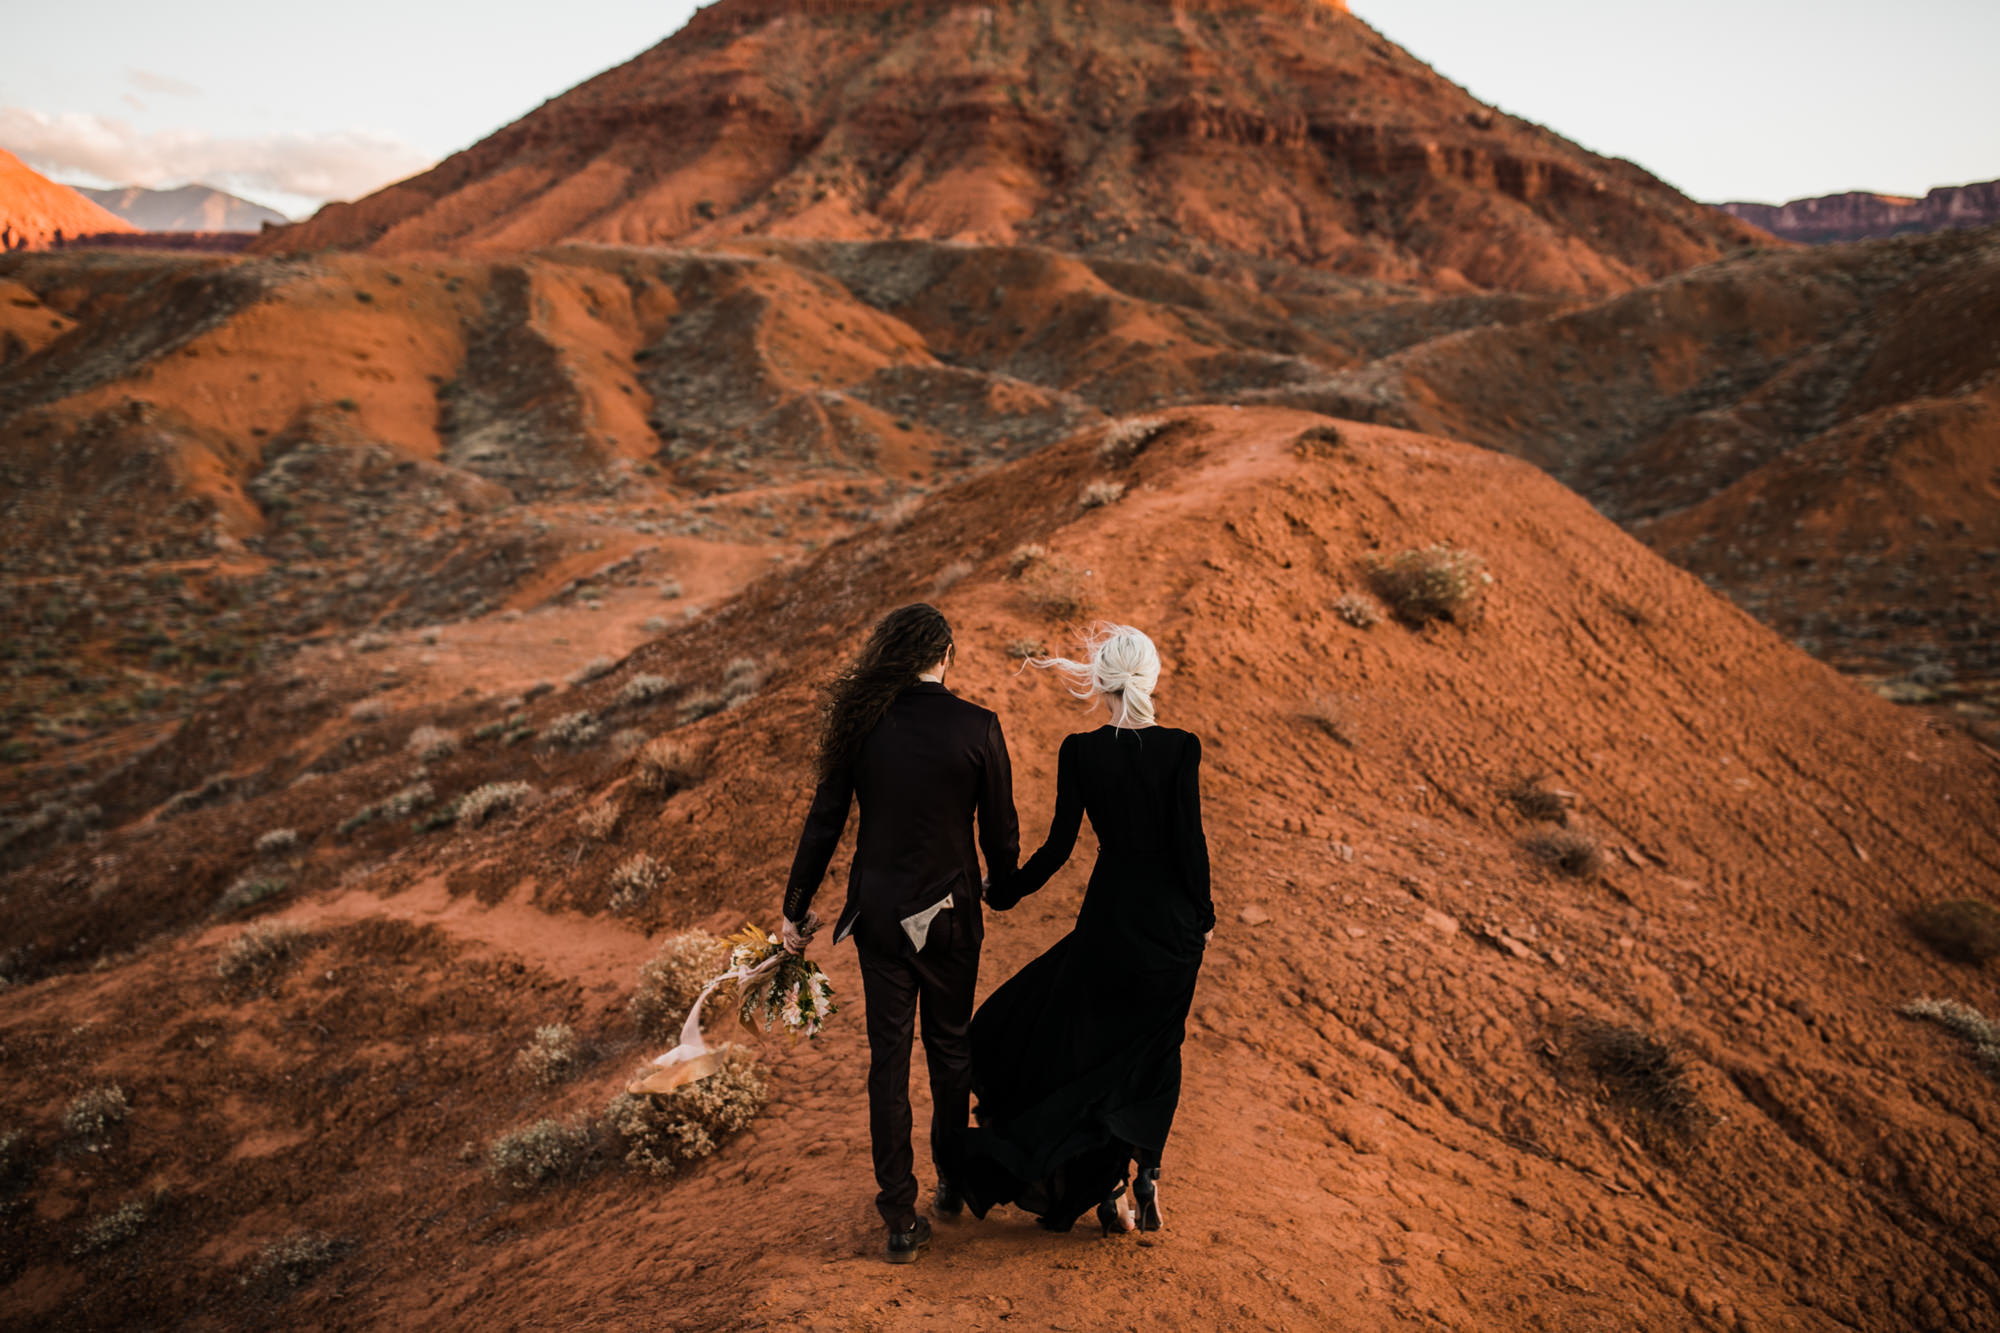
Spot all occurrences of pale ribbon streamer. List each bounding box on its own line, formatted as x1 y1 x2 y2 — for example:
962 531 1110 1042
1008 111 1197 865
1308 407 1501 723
649 950 788 1071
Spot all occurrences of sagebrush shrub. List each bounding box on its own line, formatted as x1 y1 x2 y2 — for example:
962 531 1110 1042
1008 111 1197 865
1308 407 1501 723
217 924 309 983
1504 773 1570 823
73 1198 149 1256
1007 543 1048 577
486 1117 598 1191
1901 997 2000 1073
1294 423 1346 458
1099 416 1167 465
457 781 533 827
568 656 616 687
721 658 767 704
1367 544 1491 624
576 799 620 841
1525 828 1604 878
630 931 729 1038
213 874 288 917
545 711 602 747
407 725 459 761
1298 695 1353 747
244 1231 340 1289
608 854 664 913
1020 554 1090 621
1078 479 1126 509
514 1023 588 1087
62 1086 128 1142
617 674 675 707
633 738 701 796
254 828 299 856
1332 591 1383 628
601 1048 768 1177
1566 1016 1707 1139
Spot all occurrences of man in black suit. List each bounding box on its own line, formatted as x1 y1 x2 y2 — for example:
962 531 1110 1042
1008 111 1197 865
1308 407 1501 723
782 604 1019 1264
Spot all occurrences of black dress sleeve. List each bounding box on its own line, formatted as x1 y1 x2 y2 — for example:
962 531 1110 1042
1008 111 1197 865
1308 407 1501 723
989 734 1082 911
782 768 854 924
976 712 1021 896
1178 734 1214 934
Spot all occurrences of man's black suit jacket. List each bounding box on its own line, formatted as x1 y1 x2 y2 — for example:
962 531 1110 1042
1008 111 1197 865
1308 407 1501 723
784 682 1019 956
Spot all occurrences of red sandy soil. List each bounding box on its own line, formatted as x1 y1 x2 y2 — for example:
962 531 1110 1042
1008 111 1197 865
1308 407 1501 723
0 151 137 253
3 408 1998 1330
249 0 1767 299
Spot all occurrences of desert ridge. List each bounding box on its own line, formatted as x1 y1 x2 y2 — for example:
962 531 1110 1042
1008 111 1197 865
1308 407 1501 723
1 406 1996 1328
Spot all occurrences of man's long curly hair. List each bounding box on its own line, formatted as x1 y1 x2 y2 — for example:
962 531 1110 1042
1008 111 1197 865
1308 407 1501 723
817 604 954 782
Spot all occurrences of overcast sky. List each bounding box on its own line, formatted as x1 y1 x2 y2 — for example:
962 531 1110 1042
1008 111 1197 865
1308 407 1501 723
2 0 1994 220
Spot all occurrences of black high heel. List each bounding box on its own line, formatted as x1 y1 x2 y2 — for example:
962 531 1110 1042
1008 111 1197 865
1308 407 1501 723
1132 1168 1162 1232
1096 1179 1133 1236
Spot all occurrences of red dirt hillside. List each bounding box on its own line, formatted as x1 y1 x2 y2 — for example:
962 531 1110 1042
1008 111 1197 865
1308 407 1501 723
1257 222 2000 691
0 149 136 253
2 408 1997 1330
251 0 1767 297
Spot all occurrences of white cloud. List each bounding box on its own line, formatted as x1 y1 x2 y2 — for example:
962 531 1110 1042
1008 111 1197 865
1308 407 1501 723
125 68 201 98
0 106 434 207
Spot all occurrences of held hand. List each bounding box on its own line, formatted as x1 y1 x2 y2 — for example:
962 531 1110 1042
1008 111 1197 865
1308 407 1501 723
1203 928 1214 945
781 910 821 956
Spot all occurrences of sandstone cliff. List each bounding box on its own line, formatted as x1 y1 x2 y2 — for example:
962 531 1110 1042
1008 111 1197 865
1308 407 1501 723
1721 178 2000 243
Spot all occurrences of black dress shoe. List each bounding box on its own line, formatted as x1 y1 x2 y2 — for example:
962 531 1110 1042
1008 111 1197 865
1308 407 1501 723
933 1179 964 1219
886 1216 933 1264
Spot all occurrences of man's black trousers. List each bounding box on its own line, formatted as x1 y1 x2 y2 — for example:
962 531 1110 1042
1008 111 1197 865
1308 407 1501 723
854 906 979 1229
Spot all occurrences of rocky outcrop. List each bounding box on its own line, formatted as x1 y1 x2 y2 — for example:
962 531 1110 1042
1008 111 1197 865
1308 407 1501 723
1721 178 2000 243
252 0 1763 297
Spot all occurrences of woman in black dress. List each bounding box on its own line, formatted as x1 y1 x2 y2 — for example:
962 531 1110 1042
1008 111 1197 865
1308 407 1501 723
940 625 1213 1234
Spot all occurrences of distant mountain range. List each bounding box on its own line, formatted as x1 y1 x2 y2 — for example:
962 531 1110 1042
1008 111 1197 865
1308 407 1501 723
1721 178 2000 244
73 183 289 233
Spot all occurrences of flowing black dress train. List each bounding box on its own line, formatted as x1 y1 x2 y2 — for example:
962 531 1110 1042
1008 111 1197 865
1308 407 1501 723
939 724 1213 1229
